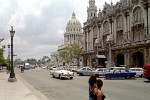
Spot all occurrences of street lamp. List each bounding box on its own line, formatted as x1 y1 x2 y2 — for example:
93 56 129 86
7 44 10 72
8 26 17 82
7 44 10 67
106 35 114 68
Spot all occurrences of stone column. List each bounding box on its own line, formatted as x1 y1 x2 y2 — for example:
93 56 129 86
91 28 94 50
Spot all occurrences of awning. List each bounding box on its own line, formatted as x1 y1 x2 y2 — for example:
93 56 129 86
92 55 106 59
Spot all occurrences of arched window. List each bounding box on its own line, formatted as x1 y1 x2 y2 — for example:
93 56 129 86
132 7 143 42
116 15 123 29
133 7 142 23
117 33 123 45
103 21 109 34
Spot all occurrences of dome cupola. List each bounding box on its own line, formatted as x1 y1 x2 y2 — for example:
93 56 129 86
66 12 81 28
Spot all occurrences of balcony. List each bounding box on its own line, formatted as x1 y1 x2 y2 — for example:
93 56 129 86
103 30 110 35
132 19 144 28
116 27 123 33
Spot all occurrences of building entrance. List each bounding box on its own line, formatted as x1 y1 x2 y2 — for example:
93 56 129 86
117 54 124 66
132 51 144 67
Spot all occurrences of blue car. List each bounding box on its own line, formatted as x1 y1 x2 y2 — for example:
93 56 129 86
105 68 136 79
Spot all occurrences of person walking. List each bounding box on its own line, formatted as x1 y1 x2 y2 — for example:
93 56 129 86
88 75 97 100
94 79 105 100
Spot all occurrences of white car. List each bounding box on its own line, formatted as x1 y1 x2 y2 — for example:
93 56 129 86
93 68 107 77
129 68 143 77
76 67 94 76
52 70 74 79
49 67 59 75
41 66 46 69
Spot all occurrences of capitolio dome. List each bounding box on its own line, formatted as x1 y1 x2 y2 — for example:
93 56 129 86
66 12 81 27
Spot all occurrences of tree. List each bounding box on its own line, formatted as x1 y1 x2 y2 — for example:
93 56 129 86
25 58 37 65
59 41 83 66
0 48 8 67
68 41 83 66
59 47 72 65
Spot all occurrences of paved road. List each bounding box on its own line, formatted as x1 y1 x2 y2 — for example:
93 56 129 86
16 68 150 100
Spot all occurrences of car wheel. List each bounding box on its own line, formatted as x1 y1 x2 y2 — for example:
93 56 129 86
95 74 99 78
126 76 131 79
140 74 143 77
52 74 55 78
59 74 62 79
106 76 111 79
79 73 83 76
70 77 73 79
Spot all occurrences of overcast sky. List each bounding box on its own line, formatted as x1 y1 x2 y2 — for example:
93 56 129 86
0 0 119 60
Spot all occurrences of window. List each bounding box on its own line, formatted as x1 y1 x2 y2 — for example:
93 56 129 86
116 15 123 29
133 7 142 23
103 21 109 33
82 68 86 70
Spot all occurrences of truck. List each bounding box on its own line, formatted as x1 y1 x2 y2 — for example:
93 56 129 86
144 64 150 81
24 63 30 70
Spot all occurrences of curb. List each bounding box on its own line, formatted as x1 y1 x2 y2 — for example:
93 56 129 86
16 74 51 100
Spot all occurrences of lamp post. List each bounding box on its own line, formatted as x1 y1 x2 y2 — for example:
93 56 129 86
106 35 113 68
8 26 17 82
7 44 10 72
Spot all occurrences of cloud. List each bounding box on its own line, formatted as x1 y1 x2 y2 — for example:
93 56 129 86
0 0 119 60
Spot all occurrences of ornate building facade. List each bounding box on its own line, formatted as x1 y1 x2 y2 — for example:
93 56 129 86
82 0 150 68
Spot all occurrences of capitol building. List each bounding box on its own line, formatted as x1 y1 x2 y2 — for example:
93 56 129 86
51 0 150 68
51 12 83 66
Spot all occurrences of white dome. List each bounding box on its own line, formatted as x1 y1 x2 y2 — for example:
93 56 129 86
66 12 81 27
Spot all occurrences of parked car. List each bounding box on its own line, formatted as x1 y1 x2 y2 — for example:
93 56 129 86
105 68 136 79
108 67 126 72
41 66 46 69
52 70 74 79
93 68 108 77
129 67 143 77
0 66 2 70
76 67 94 76
144 64 150 81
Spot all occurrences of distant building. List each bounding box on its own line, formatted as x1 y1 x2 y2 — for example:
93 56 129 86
51 12 83 66
81 0 150 68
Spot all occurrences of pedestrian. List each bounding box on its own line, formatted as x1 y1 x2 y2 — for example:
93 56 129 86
88 75 97 100
7 66 10 74
94 79 105 100
21 66 24 73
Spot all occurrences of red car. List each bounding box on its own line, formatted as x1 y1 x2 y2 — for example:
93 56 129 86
144 64 150 81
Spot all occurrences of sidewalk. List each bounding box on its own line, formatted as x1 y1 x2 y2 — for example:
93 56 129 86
0 70 50 100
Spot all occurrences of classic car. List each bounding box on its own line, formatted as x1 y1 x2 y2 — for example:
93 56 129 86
129 67 143 77
76 67 94 76
105 68 136 79
49 66 59 75
93 68 108 77
52 70 74 79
